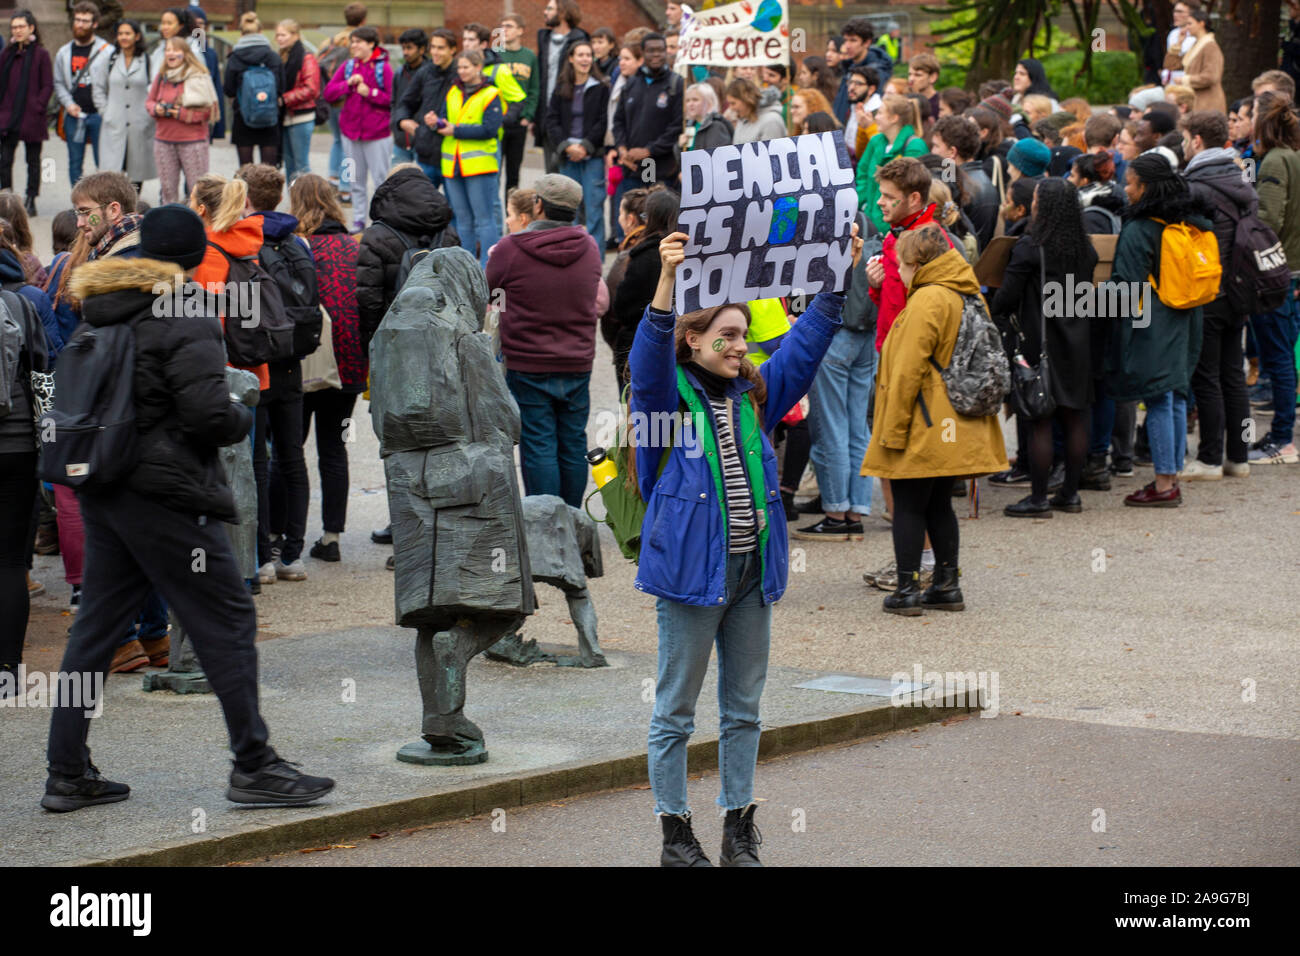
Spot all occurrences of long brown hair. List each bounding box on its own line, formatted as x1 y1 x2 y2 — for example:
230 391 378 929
49 231 91 307
0 192 35 252
290 173 348 236
0 219 34 283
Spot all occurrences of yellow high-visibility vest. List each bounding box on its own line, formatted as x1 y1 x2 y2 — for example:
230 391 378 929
441 84 502 178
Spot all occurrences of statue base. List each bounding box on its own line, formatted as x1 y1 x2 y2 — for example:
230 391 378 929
142 671 212 694
396 740 489 766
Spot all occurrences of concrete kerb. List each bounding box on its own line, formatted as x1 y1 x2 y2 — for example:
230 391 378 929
75 697 979 867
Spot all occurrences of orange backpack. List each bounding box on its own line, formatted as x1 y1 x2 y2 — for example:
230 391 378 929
1148 218 1222 311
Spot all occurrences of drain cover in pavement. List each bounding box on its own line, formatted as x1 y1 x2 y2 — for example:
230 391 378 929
794 675 926 697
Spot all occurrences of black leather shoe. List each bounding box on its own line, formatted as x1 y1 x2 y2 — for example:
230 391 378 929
24 195 36 217
661 813 712 866
1049 492 1082 513
720 804 763 866
227 756 334 806
371 525 393 544
1004 495 1053 518
792 515 864 540
41 764 130 812
920 565 964 611
883 570 923 616
795 494 823 514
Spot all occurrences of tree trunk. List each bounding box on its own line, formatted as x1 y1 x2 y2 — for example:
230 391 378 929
30 0 70 52
1216 0 1283 104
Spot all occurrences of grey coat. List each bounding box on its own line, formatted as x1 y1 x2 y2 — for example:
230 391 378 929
93 49 157 182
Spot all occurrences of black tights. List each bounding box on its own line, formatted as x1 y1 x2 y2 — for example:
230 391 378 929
236 145 280 168
1029 407 1087 501
890 476 958 575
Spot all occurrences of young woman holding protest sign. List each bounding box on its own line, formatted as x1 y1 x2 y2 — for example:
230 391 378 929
631 225 862 867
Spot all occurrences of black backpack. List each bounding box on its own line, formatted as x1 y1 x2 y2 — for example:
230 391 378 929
209 242 295 366
259 236 322 359
1082 205 1122 235
1204 182 1290 316
38 318 139 488
377 222 437 298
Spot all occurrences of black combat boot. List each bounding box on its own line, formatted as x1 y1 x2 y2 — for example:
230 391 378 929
720 804 763 866
882 570 923 616
920 565 965 611
660 813 712 867
1079 453 1112 491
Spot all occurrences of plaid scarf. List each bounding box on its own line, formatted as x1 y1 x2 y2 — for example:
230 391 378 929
89 214 143 260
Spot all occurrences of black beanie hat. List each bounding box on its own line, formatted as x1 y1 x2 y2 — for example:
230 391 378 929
139 204 208 270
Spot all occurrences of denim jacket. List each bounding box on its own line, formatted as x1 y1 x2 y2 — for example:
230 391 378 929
628 291 843 606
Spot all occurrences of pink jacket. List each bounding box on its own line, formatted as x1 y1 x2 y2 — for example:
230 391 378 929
322 51 393 142
145 72 214 144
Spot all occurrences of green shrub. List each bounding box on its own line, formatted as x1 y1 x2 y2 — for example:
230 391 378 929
935 51 1140 106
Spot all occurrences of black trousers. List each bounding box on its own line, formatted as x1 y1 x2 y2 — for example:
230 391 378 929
1191 296 1250 465
501 122 528 195
255 387 309 565
46 486 272 776
890 476 959 575
0 133 41 197
0 451 37 667
302 388 357 534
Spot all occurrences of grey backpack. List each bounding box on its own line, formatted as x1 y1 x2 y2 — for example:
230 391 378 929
929 292 1010 418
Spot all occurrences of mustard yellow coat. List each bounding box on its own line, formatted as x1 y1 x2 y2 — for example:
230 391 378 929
862 249 1009 480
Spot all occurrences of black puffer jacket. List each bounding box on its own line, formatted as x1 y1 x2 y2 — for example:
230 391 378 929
69 256 252 522
610 232 664 364
356 167 459 341
1183 147 1258 293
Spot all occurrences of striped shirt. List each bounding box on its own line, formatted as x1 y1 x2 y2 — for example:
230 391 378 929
707 395 757 553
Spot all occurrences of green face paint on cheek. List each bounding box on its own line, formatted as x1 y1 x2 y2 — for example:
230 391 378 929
88 215 100 226
711 338 726 353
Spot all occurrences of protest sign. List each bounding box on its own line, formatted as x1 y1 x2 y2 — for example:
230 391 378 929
675 131 858 314
674 0 789 75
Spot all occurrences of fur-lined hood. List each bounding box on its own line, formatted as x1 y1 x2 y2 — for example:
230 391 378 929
69 257 185 301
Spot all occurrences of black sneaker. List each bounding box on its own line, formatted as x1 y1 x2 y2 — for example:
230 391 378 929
227 757 335 806
989 467 1031 487
1109 459 1135 477
371 525 393 544
41 765 130 812
310 538 340 562
792 515 864 540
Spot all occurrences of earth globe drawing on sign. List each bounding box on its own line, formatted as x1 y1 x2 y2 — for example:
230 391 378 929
741 0 784 33
768 195 799 244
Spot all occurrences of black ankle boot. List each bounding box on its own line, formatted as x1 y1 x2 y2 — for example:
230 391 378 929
1079 454 1112 491
883 570 923 616
920 565 964 611
720 804 763 866
660 813 712 867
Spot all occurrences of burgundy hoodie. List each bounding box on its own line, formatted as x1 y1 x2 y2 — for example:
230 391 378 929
486 222 603 375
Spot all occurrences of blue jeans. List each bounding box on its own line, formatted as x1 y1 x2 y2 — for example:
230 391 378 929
64 112 101 184
649 550 771 816
1144 391 1187 475
560 155 606 251
281 121 313 183
444 172 500 269
1251 278 1300 444
119 589 168 646
504 369 590 507
328 105 343 182
392 143 416 165
807 328 875 515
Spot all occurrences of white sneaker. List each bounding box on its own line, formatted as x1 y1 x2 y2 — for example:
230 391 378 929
1180 459 1223 480
257 562 277 585
1224 460 1250 478
276 559 308 581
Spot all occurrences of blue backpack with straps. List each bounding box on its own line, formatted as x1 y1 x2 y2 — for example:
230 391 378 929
344 57 387 95
238 64 278 128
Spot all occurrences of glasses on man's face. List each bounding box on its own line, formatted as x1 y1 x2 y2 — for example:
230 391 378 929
75 205 105 221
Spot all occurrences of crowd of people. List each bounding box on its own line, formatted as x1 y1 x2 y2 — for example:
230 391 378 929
0 0 1296 866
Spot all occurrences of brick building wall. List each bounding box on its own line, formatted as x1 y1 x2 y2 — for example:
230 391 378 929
442 0 658 45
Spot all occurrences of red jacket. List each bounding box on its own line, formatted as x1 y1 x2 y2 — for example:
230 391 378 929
282 53 320 117
485 223 603 375
869 203 950 352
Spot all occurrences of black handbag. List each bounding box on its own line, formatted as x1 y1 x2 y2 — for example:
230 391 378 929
1008 247 1056 420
